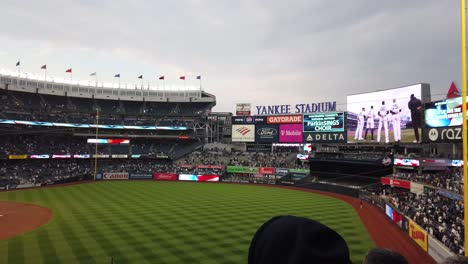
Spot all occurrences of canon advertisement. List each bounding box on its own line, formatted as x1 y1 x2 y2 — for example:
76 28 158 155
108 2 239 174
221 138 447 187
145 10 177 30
231 124 255 142
103 173 129 180
279 124 303 143
255 125 279 143
347 83 430 143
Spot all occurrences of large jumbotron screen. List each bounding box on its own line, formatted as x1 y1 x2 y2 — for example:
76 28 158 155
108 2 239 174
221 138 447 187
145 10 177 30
346 84 430 143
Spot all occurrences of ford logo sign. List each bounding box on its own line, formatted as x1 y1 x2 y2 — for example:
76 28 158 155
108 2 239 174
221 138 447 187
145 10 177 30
257 128 277 136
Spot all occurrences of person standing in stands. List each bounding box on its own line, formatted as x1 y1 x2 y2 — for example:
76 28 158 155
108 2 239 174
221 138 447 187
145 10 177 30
365 106 375 141
390 98 402 142
377 101 389 143
408 94 422 143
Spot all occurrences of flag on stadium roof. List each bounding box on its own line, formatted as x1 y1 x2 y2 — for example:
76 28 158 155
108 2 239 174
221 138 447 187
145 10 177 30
16 61 20 67
114 73 120 78
90 72 96 76
196 75 201 80
41 64 47 69
138 75 143 79
179 76 185 80
159 76 165 80
446 81 460 99
66 68 72 73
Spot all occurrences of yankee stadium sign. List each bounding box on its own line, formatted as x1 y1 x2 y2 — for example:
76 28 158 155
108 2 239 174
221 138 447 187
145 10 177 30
255 101 337 115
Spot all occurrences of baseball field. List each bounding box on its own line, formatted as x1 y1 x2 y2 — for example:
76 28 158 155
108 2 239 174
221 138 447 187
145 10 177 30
0 181 374 263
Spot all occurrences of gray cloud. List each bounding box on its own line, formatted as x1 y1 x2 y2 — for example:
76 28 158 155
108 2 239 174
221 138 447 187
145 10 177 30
0 0 461 112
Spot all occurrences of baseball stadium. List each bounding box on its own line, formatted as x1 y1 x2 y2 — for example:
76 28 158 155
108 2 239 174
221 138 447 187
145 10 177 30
2 2 468 264
0 70 465 264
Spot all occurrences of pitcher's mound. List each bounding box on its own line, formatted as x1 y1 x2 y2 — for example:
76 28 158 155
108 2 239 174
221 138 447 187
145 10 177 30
0 202 53 240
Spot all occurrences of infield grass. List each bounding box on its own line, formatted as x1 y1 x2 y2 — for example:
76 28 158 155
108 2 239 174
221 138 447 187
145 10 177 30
0 181 374 263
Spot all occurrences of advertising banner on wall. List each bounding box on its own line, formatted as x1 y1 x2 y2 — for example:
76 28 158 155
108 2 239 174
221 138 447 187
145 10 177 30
385 204 393 219
103 173 129 180
258 167 275 174
303 132 347 143
30 155 49 159
8 155 27 159
394 158 420 167
178 174 220 181
232 124 255 142
153 173 178 181
196 165 225 169
255 125 279 143
408 219 428 252
275 168 289 176
279 124 303 143
236 103 251 116
380 177 411 189
231 116 266 125
226 166 259 174
129 173 153 179
347 83 430 143
438 189 463 201
52 154 72 159
267 115 303 124
423 127 465 143
303 112 345 132
410 182 424 195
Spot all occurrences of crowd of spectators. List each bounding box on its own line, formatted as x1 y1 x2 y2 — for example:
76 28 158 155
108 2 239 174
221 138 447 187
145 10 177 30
177 148 299 168
0 160 93 187
387 189 464 255
0 89 211 123
0 135 183 158
392 168 463 195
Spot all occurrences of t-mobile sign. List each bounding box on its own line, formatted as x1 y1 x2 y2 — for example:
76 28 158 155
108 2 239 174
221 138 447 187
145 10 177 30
279 124 303 143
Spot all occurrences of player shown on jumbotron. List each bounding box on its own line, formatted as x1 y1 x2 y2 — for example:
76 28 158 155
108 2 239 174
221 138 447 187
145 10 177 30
364 105 375 141
377 101 389 143
390 98 402 142
354 107 365 141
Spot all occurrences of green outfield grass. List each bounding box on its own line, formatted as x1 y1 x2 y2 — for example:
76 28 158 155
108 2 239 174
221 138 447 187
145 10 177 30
0 181 374 264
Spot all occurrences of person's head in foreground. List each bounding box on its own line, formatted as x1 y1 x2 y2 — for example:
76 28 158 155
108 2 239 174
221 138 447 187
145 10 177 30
248 215 352 264
362 248 408 264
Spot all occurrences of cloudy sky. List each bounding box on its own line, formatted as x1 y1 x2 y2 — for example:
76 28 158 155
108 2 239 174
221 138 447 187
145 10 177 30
0 0 461 112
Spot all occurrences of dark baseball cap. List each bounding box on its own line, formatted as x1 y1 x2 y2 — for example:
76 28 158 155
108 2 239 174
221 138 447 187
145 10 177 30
248 216 352 264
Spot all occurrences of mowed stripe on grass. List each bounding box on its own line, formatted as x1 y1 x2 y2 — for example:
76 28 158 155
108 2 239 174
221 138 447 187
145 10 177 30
0 181 374 263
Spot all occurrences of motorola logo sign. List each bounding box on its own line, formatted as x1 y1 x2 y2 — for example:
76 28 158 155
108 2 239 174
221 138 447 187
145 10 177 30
427 127 462 142
428 128 438 141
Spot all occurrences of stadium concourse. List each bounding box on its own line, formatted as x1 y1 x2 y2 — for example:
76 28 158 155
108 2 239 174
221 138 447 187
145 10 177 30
0 75 467 263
